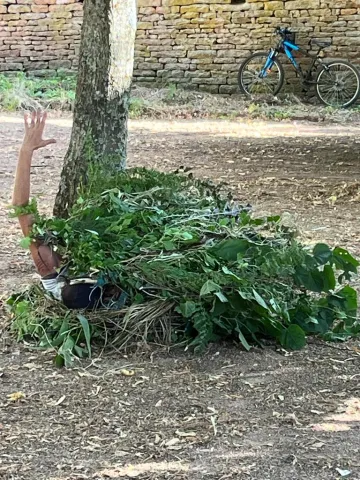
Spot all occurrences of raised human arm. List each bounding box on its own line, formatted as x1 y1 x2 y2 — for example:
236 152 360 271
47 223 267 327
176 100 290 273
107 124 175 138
12 111 60 277
12 111 56 236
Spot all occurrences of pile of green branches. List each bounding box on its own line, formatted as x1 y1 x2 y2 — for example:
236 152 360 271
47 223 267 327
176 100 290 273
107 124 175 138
8 168 359 366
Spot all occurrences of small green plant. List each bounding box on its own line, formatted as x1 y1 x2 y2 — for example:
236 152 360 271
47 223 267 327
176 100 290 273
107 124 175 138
129 96 148 117
271 109 291 120
248 103 260 114
8 287 93 367
165 83 177 102
0 73 77 110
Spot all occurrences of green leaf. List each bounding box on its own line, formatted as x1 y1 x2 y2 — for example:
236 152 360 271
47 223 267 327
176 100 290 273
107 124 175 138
221 266 242 282
294 266 324 293
333 248 359 281
9 198 38 218
50 319 70 347
78 314 92 358
19 237 32 249
280 324 306 350
211 298 229 316
163 241 175 251
237 328 251 351
333 247 359 268
58 336 75 368
200 280 220 296
323 264 336 292
336 286 358 320
214 291 228 303
211 239 249 262
252 289 268 310
176 301 197 318
313 243 332 265
54 355 64 368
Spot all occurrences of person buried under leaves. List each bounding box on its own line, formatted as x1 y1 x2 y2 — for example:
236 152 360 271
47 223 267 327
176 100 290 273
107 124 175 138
12 111 121 309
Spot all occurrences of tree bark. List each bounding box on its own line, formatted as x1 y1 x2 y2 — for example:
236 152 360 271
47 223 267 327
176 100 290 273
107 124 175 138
54 0 137 218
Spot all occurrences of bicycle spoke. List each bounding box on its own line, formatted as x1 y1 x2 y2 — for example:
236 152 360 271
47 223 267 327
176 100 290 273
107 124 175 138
317 62 360 107
240 54 282 96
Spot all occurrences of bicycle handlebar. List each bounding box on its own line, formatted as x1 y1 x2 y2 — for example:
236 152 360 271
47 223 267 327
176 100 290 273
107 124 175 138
274 26 292 38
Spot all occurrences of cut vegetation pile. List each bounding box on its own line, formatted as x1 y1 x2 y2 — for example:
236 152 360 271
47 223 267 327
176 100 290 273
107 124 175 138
7 168 359 366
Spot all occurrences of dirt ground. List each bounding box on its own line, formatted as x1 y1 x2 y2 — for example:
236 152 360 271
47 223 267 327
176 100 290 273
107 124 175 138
0 115 360 480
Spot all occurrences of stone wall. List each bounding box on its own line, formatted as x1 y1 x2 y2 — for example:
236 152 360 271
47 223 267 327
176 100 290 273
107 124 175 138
1 0 360 93
0 0 82 74
136 0 360 93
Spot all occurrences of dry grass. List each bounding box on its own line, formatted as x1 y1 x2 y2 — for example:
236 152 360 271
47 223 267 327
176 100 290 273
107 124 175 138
130 85 360 123
1 73 360 123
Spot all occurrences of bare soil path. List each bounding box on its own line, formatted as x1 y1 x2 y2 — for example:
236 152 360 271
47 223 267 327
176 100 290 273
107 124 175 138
0 115 359 480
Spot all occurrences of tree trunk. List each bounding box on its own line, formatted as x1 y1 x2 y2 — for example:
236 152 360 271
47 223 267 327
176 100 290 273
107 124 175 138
54 0 137 218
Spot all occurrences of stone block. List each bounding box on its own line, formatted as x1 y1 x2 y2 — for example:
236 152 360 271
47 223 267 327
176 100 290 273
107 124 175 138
0 61 22 70
31 5 49 12
285 0 320 9
49 58 71 69
198 84 219 93
187 49 216 59
137 22 154 29
8 5 31 13
264 1 284 10
49 10 72 19
219 84 237 94
1 13 20 20
138 0 161 6
22 12 47 20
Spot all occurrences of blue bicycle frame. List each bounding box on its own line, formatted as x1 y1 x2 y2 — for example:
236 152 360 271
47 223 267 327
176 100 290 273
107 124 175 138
260 40 301 78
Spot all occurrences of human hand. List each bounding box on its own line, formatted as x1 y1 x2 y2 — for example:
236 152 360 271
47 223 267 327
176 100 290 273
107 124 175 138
21 111 56 153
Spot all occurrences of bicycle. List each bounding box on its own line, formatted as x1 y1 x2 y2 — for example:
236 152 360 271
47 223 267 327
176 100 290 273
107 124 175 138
238 27 360 108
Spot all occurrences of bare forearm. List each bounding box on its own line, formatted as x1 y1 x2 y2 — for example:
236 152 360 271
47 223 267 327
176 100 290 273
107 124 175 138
12 147 33 207
12 112 56 238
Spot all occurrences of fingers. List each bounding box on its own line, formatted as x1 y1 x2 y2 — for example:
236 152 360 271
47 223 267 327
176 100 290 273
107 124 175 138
24 113 29 130
30 110 36 127
25 110 48 128
41 111 47 124
42 138 57 147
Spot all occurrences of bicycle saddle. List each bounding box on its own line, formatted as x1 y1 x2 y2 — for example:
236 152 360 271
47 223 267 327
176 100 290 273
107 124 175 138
310 39 332 48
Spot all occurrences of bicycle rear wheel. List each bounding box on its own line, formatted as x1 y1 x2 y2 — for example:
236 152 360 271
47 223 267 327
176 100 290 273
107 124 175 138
238 52 284 96
316 60 360 108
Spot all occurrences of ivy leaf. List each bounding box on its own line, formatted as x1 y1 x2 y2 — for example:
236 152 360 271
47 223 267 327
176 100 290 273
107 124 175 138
313 243 332 265
294 266 324 292
211 239 249 261
214 291 228 303
323 264 336 292
252 289 269 310
176 301 198 318
280 324 306 350
200 280 220 296
333 248 359 269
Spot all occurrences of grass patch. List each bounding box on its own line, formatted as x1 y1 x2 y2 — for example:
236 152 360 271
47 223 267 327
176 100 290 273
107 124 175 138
0 73 76 111
1 73 360 123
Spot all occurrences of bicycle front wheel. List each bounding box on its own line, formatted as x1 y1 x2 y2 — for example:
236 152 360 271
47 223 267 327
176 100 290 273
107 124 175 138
316 60 360 108
238 52 285 96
